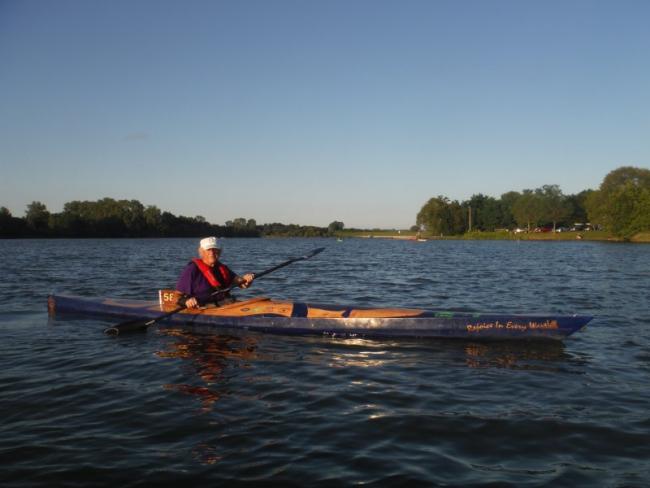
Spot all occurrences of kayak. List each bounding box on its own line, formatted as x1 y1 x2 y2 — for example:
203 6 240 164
47 291 592 340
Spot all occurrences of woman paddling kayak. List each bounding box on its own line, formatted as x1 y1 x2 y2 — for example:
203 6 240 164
176 237 255 308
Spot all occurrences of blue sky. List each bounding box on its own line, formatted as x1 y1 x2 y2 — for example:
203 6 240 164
1 0 648 228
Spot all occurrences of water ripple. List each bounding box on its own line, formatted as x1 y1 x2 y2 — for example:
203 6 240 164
1 238 650 486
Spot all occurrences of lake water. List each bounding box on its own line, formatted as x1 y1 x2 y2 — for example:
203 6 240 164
1 237 649 487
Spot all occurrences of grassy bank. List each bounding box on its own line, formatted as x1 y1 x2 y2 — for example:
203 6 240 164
338 229 650 242
460 230 614 241
339 229 418 238
630 232 650 243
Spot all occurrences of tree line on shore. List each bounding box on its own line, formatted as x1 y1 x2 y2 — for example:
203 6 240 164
0 198 346 238
2 166 647 240
416 166 650 239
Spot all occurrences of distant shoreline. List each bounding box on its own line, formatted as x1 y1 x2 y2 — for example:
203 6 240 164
339 230 650 243
2 231 649 243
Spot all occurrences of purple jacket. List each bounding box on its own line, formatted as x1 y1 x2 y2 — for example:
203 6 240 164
176 261 236 304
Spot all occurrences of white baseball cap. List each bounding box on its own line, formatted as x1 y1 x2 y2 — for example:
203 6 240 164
199 237 222 250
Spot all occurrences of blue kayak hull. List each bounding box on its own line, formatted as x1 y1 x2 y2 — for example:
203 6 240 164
47 294 592 340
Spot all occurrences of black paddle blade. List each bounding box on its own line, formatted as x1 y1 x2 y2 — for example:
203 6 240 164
291 247 325 260
105 305 184 335
104 318 151 335
306 247 325 258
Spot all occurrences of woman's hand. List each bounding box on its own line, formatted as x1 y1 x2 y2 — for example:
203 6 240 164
238 273 255 289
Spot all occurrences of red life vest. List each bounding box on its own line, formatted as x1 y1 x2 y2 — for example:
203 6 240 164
192 258 232 289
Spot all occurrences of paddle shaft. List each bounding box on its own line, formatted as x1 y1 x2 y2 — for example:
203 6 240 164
194 247 324 299
104 247 324 335
139 305 185 328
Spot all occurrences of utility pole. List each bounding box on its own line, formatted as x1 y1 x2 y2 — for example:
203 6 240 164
468 206 472 232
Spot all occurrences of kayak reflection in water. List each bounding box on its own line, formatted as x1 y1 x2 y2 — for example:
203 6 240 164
159 330 258 414
175 236 255 309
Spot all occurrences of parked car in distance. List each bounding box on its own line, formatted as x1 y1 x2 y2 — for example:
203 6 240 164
571 223 594 231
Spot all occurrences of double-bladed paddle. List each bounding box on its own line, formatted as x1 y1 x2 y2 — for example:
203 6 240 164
103 247 325 335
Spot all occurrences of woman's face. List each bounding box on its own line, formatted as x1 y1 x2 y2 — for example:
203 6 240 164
199 247 221 266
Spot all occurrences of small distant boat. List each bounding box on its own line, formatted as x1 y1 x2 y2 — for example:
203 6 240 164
48 292 592 341
336 238 343 242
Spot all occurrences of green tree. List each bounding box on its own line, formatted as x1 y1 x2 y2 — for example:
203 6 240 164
25 201 50 233
229 218 247 229
0 207 13 235
450 200 466 234
512 190 543 231
602 182 650 238
417 196 463 235
0 207 25 237
586 166 650 236
48 211 85 236
537 184 571 231
565 190 592 225
121 199 145 234
624 187 650 237
600 166 650 193
465 194 502 231
143 205 162 233
327 221 345 234
0 207 11 222
499 191 520 229
417 197 445 235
